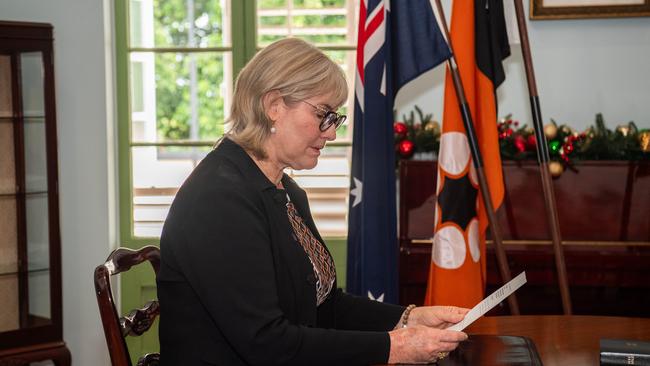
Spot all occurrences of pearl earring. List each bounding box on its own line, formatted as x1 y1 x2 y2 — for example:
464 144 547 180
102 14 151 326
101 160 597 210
270 126 276 134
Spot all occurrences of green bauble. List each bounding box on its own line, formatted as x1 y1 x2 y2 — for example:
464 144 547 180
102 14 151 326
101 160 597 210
549 140 561 154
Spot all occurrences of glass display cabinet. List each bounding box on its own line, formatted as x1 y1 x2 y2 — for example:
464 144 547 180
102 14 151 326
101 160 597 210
0 21 70 365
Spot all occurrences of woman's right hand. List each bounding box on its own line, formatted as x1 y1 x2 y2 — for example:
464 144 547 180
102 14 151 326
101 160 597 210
387 325 468 364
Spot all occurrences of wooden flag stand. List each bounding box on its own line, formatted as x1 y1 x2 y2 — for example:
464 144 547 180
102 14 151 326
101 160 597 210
433 0 520 315
512 0 573 315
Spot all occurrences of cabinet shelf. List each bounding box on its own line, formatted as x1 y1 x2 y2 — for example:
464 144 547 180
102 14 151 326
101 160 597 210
0 190 49 197
0 267 50 278
0 116 46 121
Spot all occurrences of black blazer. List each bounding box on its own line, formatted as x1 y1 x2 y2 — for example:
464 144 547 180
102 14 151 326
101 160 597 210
158 138 404 366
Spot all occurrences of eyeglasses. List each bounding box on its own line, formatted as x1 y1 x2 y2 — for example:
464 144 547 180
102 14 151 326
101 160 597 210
300 100 347 132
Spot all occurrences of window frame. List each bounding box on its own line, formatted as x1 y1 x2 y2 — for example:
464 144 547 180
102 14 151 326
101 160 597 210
116 0 355 247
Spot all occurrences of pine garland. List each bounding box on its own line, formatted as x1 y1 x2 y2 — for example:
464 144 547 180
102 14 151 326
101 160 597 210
394 109 649 164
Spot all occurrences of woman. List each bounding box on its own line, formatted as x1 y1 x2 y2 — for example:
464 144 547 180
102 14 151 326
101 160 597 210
158 37 468 366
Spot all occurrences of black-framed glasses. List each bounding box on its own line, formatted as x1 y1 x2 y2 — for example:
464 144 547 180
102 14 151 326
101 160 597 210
300 100 347 132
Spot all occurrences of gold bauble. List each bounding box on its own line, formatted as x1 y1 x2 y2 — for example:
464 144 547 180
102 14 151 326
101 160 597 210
549 161 564 177
616 124 630 137
424 121 441 136
639 131 650 152
544 124 558 140
432 121 440 136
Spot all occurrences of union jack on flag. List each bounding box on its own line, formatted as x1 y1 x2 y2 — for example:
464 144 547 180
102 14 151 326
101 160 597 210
346 0 451 304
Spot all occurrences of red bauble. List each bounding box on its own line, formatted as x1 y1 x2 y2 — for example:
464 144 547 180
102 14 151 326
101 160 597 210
560 150 570 162
526 135 537 150
514 135 526 153
394 122 408 139
563 142 574 154
398 139 415 158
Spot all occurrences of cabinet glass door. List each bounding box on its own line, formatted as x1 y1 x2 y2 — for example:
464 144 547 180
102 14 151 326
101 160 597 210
21 51 51 326
0 54 19 332
0 51 52 332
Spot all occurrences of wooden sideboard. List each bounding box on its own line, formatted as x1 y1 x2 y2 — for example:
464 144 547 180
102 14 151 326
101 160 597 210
398 160 650 315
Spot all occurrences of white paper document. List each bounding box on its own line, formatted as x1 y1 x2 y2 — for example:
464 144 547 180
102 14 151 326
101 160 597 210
448 271 527 332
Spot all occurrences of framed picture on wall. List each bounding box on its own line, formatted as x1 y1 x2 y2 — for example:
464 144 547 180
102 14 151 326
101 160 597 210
531 0 650 19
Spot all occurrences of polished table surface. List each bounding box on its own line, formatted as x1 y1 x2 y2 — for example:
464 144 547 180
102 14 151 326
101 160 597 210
465 315 650 366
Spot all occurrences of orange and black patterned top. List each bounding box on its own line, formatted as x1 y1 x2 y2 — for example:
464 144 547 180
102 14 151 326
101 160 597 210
285 196 336 306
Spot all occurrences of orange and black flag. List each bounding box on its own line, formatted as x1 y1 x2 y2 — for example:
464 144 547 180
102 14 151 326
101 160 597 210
424 0 511 308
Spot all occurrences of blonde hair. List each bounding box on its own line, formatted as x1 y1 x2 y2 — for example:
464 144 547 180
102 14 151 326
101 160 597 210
225 38 348 159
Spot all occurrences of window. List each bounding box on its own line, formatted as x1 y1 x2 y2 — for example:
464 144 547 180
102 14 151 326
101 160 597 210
117 0 359 243
257 0 358 237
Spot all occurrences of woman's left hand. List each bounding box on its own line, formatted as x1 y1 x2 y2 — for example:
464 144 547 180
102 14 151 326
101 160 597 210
404 306 469 330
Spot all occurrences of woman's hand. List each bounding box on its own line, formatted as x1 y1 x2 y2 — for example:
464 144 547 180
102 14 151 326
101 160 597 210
402 305 469 330
387 325 467 364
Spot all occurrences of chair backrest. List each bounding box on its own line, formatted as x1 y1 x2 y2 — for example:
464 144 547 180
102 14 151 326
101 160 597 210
94 245 161 366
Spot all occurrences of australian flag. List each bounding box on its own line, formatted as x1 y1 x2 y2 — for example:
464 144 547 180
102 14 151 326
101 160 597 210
346 0 452 304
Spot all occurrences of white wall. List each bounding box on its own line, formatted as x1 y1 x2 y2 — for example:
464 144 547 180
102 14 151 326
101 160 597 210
1 0 116 365
397 1 650 132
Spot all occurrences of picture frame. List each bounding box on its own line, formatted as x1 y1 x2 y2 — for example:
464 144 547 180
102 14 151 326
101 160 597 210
530 0 650 19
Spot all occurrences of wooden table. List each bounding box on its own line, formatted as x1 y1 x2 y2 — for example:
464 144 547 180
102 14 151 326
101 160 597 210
466 315 650 365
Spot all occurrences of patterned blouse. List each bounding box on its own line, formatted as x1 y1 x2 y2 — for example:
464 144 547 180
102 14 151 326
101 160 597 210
285 195 336 306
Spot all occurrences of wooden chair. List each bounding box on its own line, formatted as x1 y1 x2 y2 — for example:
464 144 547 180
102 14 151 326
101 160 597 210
94 246 161 366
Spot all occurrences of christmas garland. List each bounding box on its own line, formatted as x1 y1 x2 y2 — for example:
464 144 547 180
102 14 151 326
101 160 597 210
394 107 650 176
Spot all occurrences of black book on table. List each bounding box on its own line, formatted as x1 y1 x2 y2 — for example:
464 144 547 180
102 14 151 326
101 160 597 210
600 338 650 366
437 335 542 366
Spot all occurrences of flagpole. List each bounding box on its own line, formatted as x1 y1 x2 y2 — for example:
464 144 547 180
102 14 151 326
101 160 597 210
511 0 572 315
433 0 519 315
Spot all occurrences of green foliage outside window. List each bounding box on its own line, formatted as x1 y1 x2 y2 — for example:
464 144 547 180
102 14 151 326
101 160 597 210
150 0 351 141
259 16 287 26
294 0 345 7
153 0 225 141
259 34 346 45
259 0 288 8
155 53 225 141
293 15 346 27
153 0 224 47
259 0 347 7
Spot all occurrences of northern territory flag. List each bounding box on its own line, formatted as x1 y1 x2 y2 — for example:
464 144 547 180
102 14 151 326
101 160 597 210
424 0 511 308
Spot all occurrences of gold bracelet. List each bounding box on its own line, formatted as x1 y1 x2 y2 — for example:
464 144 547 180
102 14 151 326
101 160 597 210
401 304 416 328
